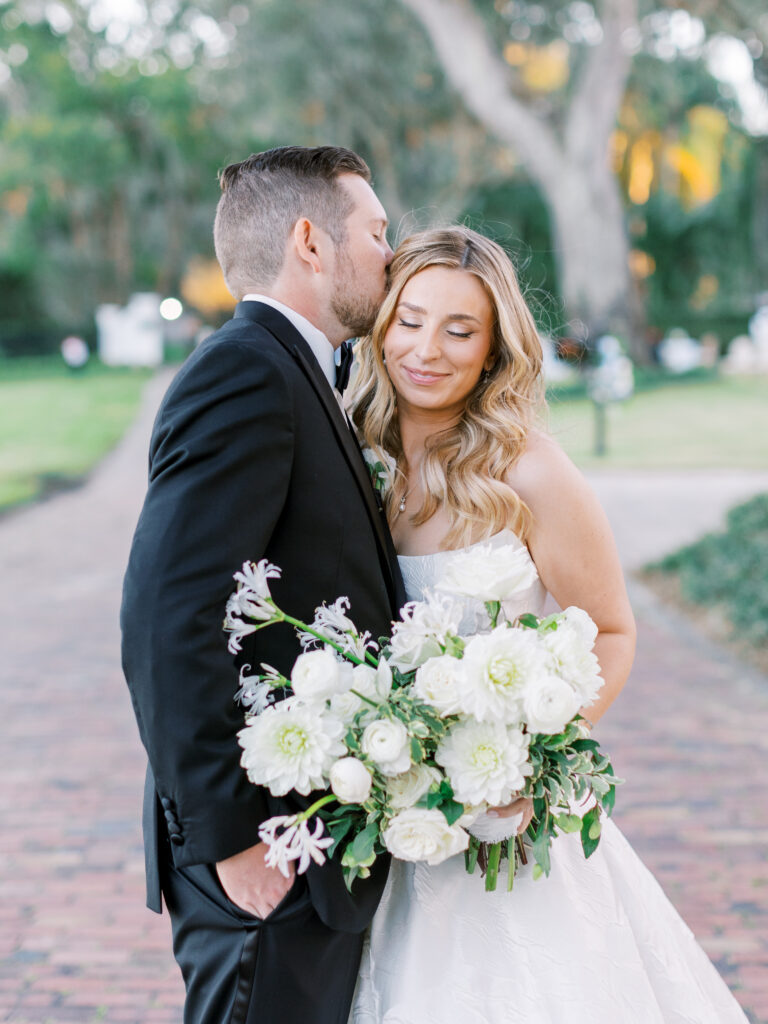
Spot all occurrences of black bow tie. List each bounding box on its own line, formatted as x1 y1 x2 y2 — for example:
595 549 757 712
335 340 354 394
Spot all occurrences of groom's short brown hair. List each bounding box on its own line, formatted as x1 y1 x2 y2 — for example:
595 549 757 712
214 145 371 300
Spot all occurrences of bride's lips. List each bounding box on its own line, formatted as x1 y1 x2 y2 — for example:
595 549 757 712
403 366 449 386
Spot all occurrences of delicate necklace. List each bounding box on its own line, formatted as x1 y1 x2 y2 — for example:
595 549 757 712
397 484 414 514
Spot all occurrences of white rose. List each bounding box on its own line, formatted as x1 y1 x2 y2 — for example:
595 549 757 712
382 808 469 866
361 718 412 776
388 593 461 672
523 675 581 734
413 655 467 717
291 649 352 703
436 719 532 807
329 757 373 804
387 763 443 810
460 625 549 724
436 543 539 602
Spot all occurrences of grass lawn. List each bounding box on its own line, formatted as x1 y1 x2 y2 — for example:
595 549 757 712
547 374 768 470
0 358 152 511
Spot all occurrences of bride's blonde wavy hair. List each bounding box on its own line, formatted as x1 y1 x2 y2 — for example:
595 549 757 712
350 226 545 549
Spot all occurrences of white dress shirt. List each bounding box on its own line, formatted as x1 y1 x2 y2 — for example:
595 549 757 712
242 293 336 391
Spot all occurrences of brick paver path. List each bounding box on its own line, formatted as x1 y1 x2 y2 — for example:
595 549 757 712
2 371 766 1023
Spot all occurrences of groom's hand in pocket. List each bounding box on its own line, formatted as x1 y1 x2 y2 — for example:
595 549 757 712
216 841 295 918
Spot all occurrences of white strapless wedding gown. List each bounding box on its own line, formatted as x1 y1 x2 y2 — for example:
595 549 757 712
350 530 748 1023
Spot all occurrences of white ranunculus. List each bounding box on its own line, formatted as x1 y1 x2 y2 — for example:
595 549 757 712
436 543 538 603
387 763 443 810
413 655 467 718
290 649 352 703
541 617 604 705
523 675 582 734
560 606 599 646
382 808 469 865
460 625 549 724
436 719 532 807
388 593 461 672
329 756 373 804
237 703 345 796
361 718 411 776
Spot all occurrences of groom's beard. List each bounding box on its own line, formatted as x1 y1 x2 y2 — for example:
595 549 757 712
331 253 388 339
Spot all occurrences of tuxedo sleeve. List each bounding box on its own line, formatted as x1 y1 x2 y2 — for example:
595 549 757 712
120 337 294 868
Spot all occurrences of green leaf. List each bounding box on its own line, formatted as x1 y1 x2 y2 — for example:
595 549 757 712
410 737 424 762
347 820 379 865
440 798 464 827
554 813 582 834
603 784 616 815
530 826 552 876
518 613 540 629
532 863 543 880
580 807 602 859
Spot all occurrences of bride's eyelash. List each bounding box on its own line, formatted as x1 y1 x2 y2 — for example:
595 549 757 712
398 319 419 329
448 329 472 338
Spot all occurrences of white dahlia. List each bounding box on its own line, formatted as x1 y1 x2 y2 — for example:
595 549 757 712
237 703 345 796
436 719 532 807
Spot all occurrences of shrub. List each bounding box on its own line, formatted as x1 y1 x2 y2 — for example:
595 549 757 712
653 494 768 648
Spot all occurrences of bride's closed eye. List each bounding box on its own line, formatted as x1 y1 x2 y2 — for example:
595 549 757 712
398 318 420 329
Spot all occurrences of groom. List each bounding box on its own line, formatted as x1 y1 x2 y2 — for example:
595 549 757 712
121 146 405 1024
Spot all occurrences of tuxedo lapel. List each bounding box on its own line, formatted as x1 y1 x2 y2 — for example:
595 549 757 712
234 301 403 613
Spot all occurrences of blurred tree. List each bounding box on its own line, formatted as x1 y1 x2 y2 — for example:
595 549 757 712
0 3 247 343
399 0 641 354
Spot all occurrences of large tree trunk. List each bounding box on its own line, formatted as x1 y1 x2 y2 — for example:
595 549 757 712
400 0 645 356
549 163 635 348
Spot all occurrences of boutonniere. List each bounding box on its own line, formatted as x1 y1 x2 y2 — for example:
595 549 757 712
361 445 397 498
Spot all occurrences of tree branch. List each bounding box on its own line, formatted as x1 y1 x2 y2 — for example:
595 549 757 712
564 0 638 170
400 0 563 193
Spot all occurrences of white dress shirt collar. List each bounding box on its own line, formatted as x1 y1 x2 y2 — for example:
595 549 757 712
242 294 336 391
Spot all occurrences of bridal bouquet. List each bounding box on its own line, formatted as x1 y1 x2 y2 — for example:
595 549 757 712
224 545 622 892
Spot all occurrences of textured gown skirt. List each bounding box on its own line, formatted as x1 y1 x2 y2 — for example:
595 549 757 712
350 531 748 1024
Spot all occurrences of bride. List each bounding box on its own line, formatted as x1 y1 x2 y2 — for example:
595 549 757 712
347 226 747 1023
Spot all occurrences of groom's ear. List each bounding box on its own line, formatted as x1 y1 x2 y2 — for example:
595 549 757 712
292 217 327 275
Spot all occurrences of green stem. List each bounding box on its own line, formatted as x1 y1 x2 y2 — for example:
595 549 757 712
295 793 337 823
465 836 480 874
485 841 502 891
282 614 366 666
506 836 516 891
349 688 382 709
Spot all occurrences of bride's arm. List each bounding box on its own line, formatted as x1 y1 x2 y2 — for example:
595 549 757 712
510 431 636 724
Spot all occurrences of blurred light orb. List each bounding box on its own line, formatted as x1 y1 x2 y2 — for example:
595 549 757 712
160 298 183 321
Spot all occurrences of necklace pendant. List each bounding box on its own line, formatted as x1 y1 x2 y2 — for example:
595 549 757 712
398 497 407 513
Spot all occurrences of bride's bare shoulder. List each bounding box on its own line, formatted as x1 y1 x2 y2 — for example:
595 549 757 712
505 430 587 509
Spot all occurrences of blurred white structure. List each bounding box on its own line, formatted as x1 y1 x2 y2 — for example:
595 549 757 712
96 293 164 367
587 335 634 404
749 304 768 371
60 335 90 369
657 328 702 374
540 335 577 384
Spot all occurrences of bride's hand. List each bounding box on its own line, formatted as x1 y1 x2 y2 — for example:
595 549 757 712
487 796 534 835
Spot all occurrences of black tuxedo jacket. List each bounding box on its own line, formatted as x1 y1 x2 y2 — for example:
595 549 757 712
121 302 406 932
